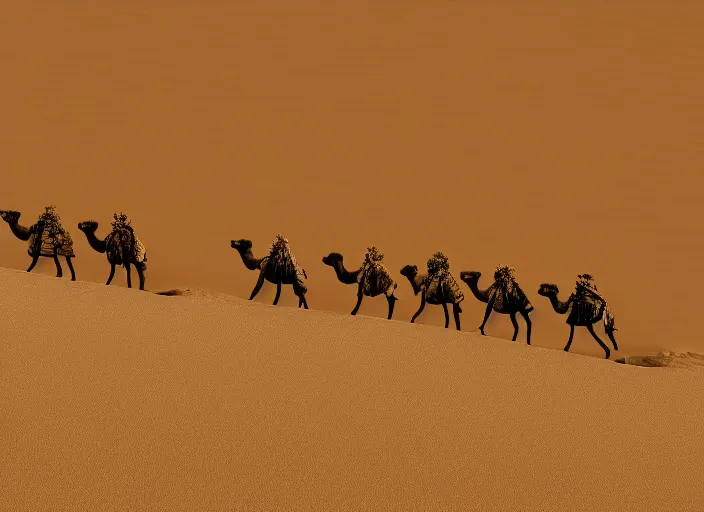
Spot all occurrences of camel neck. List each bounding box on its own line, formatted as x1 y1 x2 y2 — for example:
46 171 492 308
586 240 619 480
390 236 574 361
239 249 263 271
333 260 360 284
7 219 32 241
465 278 491 303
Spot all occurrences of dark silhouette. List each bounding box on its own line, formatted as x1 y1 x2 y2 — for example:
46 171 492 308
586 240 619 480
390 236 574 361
400 252 464 330
0 206 76 280
460 265 534 344
322 246 398 319
231 234 309 309
77 212 148 290
538 273 618 359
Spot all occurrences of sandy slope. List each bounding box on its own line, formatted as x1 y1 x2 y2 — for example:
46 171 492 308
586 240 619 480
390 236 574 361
1 268 702 511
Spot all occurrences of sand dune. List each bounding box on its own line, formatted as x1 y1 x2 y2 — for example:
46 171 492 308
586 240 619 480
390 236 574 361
1 267 702 511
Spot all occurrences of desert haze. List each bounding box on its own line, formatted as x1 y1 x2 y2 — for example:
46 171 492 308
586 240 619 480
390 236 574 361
1 1 703 511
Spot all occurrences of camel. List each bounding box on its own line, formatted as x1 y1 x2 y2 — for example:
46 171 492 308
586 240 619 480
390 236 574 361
537 273 618 359
460 265 534 344
0 206 76 280
231 234 309 309
322 246 398 319
400 252 464 330
77 213 148 290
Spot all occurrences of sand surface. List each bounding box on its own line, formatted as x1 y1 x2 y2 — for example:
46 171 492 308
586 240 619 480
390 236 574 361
1 268 703 511
2 2 704 509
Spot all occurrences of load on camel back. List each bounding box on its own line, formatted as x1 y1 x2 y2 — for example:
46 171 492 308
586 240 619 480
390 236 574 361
107 213 147 268
488 265 533 313
358 246 397 298
424 252 464 306
570 273 617 334
29 205 75 258
267 234 307 291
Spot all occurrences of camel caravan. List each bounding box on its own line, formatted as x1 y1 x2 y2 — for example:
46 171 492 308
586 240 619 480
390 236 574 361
1 207 148 290
1 205 619 358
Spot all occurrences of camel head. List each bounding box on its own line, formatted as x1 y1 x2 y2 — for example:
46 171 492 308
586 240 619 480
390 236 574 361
322 252 343 266
399 264 418 280
537 283 559 297
0 210 21 224
459 270 481 283
230 239 253 253
77 221 99 233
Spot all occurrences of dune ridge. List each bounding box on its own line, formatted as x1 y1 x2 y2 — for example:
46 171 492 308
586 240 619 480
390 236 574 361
1 266 702 511
153 285 698 367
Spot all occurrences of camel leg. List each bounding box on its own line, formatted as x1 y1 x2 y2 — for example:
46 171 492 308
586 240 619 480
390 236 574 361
453 303 461 331
296 291 309 310
351 279 366 315
273 282 282 305
510 312 519 341
293 281 309 309
411 294 426 323
249 270 266 300
442 302 450 328
53 251 63 278
125 262 132 289
135 262 146 290
65 256 76 281
106 263 116 285
386 295 397 320
564 324 575 352
606 329 619 351
26 253 40 273
479 296 496 336
520 309 532 345
351 293 364 315
587 323 611 359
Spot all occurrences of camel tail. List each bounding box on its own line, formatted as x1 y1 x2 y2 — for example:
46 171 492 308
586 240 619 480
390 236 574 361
603 302 617 332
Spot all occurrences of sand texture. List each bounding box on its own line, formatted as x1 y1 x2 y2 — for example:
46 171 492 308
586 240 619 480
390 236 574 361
1 268 703 511
1 1 704 510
